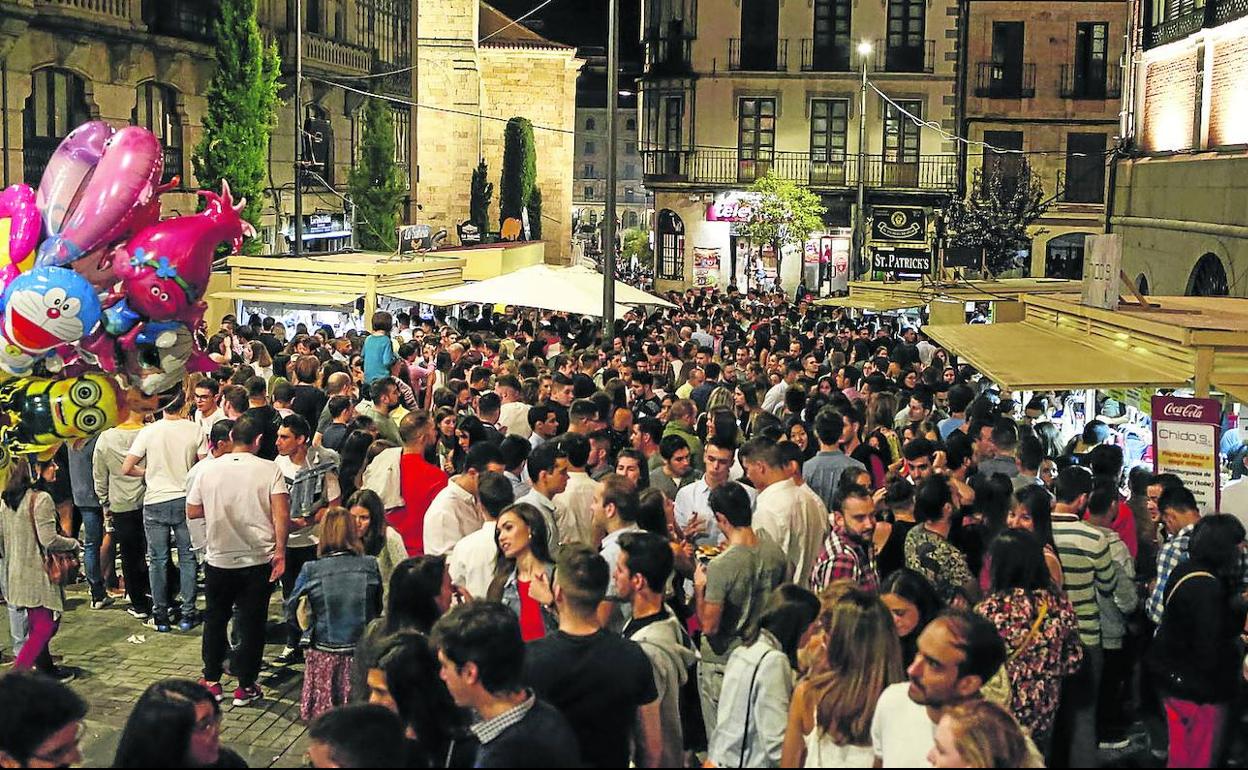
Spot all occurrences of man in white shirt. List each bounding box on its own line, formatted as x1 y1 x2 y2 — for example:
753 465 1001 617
424 443 505 556
516 442 569 554
187 413 290 707
872 609 1026 768
273 414 341 664
674 437 757 548
448 472 515 600
761 361 802 416
193 379 228 459
592 475 643 631
527 404 560 450
183 419 235 562
122 391 202 632
496 374 532 439
552 433 602 547
742 438 828 589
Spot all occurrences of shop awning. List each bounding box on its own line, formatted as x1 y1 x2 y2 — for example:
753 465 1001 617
925 322 1191 391
210 290 362 307
815 296 923 312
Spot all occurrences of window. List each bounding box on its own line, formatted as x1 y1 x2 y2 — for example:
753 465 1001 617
989 22 1026 97
392 104 410 167
1064 133 1106 203
656 209 685 281
306 0 324 34
810 99 849 184
1073 23 1109 98
626 118 637 131
739 0 780 70
132 82 183 185
624 210 639 228
982 130 1023 192
625 187 635 201
1187 254 1229 296
584 163 597 178
624 163 636 178
882 100 921 186
737 97 776 182
811 0 851 70
626 142 637 154
584 186 594 199
885 0 926 71
1045 233 1089 279
586 117 597 131
357 0 411 68
585 141 596 154
302 104 334 188
23 68 91 186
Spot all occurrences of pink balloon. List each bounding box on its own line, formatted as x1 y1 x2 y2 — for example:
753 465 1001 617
35 121 113 237
37 125 164 268
0 184 42 285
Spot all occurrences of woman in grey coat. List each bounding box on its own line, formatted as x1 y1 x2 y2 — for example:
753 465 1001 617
0 456 80 674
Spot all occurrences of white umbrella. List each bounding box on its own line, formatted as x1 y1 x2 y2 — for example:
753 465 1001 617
420 264 675 317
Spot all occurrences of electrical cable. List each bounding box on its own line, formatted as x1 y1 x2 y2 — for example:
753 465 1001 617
479 0 559 43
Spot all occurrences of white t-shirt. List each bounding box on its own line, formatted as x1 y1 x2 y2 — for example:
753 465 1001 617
128 418 202 505
187 452 288 569
195 408 228 458
499 402 532 439
870 682 936 768
448 520 498 600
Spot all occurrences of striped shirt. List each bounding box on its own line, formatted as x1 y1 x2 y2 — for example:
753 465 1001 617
1051 513 1118 647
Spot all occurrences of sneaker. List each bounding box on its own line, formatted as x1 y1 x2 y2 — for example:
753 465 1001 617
178 616 197 633
126 607 152 621
146 615 172 633
272 646 304 665
231 685 262 707
90 596 115 610
47 667 76 684
198 679 224 703
1098 738 1131 751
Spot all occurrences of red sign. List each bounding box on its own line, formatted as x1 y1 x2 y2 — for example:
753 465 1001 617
1152 395 1222 513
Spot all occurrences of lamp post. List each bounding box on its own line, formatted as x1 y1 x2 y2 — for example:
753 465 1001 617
854 40 871 279
603 0 619 329
293 0 303 257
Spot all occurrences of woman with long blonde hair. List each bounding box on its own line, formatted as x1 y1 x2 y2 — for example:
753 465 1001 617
927 700 1038 768
781 581 905 768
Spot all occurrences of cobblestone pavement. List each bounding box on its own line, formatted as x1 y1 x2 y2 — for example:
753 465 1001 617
1 584 312 768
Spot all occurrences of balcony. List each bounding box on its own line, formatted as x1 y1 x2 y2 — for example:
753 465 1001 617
374 56 413 98
142 0 215 41
1060 64 1122 100
1145 0 1248 48
644 37 693 75
801 39 851 72
641 148 957 191
975 62 1037 98
284 31 373 76
877 41 934 73
35 0 141 27
729 38 789 72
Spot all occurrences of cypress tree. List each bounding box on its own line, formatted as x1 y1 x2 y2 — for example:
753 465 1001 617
526 187 542 240
470 159 494 234
192 0 281 254
348 97 408 251
499 117 536 229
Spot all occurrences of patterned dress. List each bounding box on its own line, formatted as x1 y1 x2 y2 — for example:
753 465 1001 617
975 588 1085 738
904 524 974 604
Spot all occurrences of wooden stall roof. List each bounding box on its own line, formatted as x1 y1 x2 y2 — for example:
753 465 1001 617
814 295 923 312
845 278 1080 304
211 290 361 306
223 252 466 277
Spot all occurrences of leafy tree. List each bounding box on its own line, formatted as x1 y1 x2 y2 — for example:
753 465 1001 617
944 156 1050 276
739 173 826 286
348 96 408 251
499 117 536 230
526 187 542 240
470 159 493 234
621 228 652 269
192 0 281 254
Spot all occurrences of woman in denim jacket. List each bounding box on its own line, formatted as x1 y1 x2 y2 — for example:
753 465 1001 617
287 507 382 721
486 502 557 640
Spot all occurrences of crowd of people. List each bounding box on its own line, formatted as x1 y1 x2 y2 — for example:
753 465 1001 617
1 284 1247 768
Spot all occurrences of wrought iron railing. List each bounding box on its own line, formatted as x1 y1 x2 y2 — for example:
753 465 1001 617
878 40 935 73
729 38 789 71
1059 64 1122 99
975 62 1037 98
801 39 851 72
641 148 958 191
644 38 693 75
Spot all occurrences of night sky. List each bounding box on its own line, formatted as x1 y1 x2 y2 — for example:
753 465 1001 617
486 0 643 61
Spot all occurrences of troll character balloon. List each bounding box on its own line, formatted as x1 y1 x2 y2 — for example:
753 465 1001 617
81 181 253 371
0 373 127 456
0 265 102 378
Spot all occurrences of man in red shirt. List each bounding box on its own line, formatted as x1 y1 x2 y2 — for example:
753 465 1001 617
392 411 448 555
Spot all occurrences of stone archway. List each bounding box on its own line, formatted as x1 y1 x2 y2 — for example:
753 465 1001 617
1186 253 1229 297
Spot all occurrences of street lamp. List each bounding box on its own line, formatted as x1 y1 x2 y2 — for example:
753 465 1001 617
855 40 872 279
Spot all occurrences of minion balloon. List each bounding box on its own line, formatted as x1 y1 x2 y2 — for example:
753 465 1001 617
0 373 126 456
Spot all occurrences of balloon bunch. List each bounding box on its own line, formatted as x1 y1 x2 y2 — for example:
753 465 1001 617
0 120 253 473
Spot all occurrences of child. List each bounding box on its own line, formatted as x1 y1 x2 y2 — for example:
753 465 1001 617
362 311 397 385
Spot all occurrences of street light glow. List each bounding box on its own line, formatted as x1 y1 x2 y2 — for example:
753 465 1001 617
857 40 873 56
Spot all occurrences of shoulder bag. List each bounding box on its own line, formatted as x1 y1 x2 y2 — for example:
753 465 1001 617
983 597 1049 707
28 494 79 587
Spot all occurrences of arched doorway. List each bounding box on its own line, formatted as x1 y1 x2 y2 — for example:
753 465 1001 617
1136 273 1149 296
1186 253 1229 296
656 209 685 282
1044 233 1090 279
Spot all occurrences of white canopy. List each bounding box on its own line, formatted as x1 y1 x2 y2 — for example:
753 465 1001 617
418 264 676 317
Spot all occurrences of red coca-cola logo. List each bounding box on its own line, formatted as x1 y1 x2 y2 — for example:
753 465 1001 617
1161 402 1207 419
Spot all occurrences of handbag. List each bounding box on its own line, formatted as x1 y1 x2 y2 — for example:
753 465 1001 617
27 494 79 587
1152 570 1217 698
983 597 1049 707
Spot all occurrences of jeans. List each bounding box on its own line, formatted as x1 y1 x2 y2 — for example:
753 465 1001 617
1052 643 1104 767
698 659 727 743
13 607 58 670
112 510 152 614
280 545 318 648
143 498 197 619
0 558 28 656
202 564 273 689
80 507 105 602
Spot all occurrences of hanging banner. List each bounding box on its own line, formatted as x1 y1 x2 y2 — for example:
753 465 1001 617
871 206 927 243
693 247 721 287
871 248 932 276
1152 395 1222 513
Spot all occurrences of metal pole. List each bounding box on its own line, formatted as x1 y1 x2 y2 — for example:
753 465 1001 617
855 54 867 279
294 0 304 257
603 0 618 329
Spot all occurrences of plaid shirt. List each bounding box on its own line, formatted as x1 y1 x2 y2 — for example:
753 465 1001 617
470 691 537 744
809 525 879 593
1147 522 1248 624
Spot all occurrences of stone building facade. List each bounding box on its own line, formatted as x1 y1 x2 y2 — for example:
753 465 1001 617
571 105 652 254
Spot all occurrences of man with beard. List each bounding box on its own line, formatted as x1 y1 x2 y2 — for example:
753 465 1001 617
808 483 879 592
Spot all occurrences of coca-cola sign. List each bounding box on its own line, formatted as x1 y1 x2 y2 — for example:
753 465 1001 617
1160 401 1210 420
707 192 761 223
1152 395 1222 513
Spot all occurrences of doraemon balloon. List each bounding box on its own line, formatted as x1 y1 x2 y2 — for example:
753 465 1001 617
0 265 102 377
